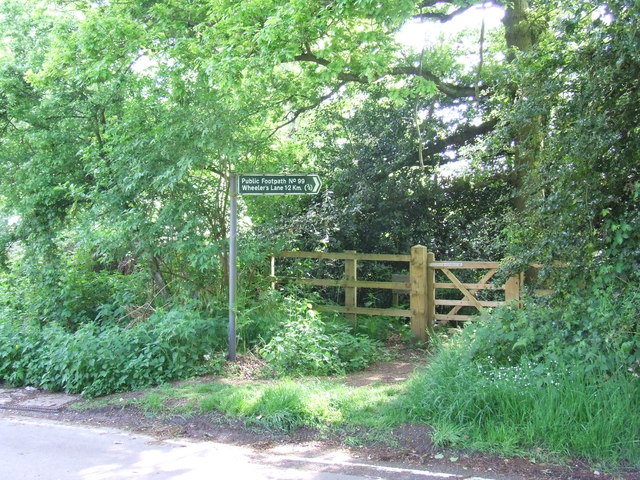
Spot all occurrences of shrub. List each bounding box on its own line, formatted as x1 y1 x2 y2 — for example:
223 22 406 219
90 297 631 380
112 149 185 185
467 285 639 377
0 307 227 397
259 298 381 377
393 284 640 467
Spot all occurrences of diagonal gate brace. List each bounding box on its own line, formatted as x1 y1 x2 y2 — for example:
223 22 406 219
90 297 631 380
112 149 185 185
441 268 485 312
446 269 497 316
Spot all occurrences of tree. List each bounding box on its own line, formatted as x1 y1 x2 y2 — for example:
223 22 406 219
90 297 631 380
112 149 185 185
498 0 640 284
0 0 254 323
263 85 511 260
1 0 636 327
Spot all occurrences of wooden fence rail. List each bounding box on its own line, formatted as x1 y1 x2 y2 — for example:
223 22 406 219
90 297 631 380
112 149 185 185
271 245 524 342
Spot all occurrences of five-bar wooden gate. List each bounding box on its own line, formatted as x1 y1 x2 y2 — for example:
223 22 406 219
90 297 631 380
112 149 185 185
271 245 523 341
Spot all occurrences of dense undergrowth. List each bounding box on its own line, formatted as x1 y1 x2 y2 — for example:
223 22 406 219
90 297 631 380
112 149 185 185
92 286 639 469
0 306 226 397
0 292 383 397
398 338 639 466
398 285 639 467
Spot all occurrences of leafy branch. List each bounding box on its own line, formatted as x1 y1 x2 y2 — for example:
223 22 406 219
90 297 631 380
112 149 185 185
269 87 343 138
400 117 500 170
294 51 478 99
415 0 501 22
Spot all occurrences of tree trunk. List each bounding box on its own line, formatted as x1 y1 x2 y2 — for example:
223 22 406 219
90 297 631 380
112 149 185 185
504 0 534 61
503 0 542 284
502 0 537 212
151 255 170 299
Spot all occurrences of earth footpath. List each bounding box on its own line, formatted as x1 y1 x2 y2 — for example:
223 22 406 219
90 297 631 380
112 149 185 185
0 351 637 480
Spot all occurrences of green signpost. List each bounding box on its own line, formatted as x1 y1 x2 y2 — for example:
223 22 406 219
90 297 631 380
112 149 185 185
228 173 322 361
238 174 322 195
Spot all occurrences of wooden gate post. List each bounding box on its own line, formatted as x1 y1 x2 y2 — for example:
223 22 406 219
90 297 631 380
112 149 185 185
426 251 435 333
504 272 523 306
410 245 429 341
344 250 358 323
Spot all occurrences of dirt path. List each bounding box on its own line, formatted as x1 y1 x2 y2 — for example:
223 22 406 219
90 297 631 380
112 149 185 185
342 359 422 387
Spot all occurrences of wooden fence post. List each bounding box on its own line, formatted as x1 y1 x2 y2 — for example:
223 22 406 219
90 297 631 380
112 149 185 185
504 272 523 306
410 245 428 341
344 250 357 323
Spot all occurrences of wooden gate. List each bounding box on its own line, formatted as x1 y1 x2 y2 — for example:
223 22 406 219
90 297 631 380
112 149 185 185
430 260 522 322
271 245 523 341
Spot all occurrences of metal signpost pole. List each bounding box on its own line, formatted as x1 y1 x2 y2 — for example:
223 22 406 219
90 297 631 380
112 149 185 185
228 173 321 364
228 171 237 362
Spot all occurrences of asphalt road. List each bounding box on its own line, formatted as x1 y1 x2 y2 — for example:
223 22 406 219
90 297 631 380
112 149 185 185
0 415 496 480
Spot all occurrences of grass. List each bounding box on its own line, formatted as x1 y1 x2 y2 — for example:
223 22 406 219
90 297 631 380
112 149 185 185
393 343 640 467
130 378 404 433
74 342 640 471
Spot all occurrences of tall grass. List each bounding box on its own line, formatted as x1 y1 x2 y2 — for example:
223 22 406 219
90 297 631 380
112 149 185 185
393 339 640 465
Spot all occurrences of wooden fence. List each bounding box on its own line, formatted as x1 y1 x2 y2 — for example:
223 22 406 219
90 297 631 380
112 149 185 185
271 245 524 341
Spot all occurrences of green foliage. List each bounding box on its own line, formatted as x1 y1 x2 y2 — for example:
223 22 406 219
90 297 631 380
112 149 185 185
0 235 148 328
352 315 412 343
393 278 639 465
397 338 640 465
259 297 381 377
0 307 226 397
258 87 511 259
0 217 12 270
0 0 250 319
0 0 509 329
466 286 639 378
0 285 387 397
499 0 640 284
